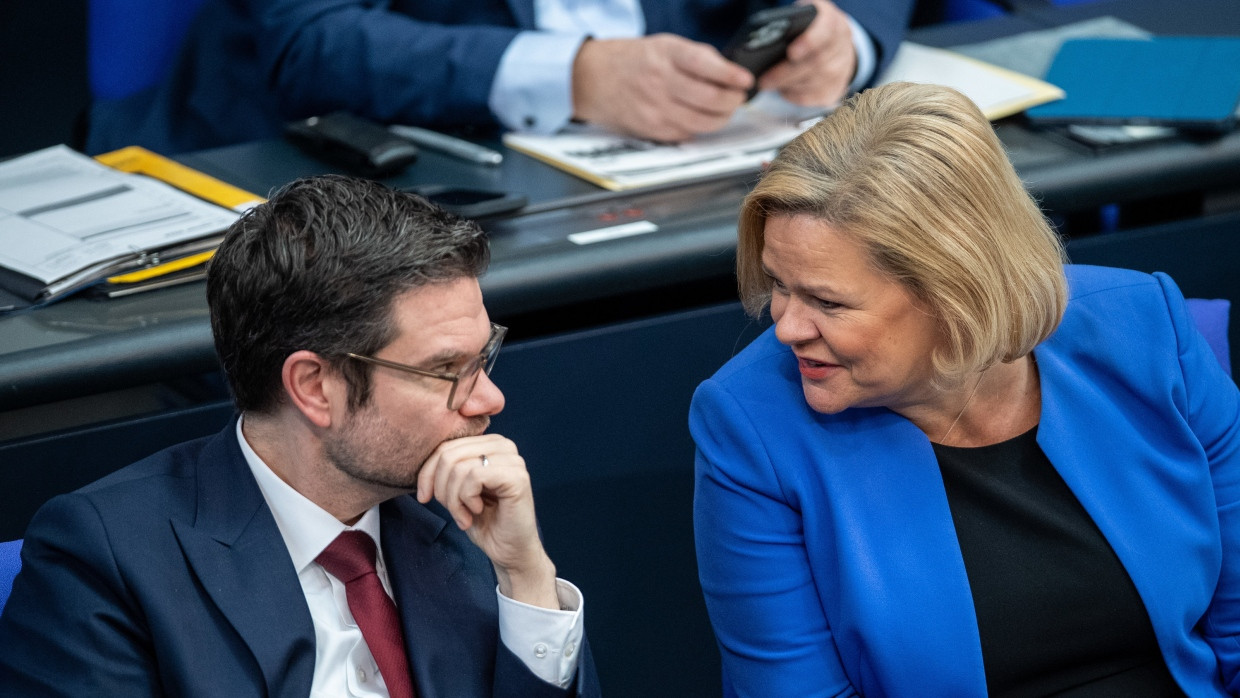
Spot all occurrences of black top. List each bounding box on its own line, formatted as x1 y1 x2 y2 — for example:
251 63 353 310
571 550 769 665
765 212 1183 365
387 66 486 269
934 426 1184 697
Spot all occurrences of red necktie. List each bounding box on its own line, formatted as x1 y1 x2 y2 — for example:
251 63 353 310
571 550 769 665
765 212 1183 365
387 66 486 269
316 530 416 698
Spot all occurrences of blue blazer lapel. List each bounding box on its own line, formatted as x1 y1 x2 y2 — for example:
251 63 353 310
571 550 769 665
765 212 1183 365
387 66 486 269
817 407 988 696
1036 341 1218 657
171 423 317 698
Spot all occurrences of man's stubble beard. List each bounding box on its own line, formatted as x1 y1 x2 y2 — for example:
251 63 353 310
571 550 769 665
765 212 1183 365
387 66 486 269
324 408 491 492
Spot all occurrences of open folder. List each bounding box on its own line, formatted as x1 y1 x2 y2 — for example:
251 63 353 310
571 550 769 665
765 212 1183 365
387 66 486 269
0 145 263 313
1026 37 1240 131
0 145 264 311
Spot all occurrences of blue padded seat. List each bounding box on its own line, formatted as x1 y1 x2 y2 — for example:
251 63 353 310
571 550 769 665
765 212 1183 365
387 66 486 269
0 539 22 616
88 0 209 100
1187 298 1232 377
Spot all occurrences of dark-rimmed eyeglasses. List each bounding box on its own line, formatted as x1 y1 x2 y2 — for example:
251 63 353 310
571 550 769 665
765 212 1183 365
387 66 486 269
346 323 507 410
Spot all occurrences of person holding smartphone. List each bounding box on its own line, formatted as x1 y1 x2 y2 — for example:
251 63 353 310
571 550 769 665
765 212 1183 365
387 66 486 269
567 0 912 142
85 0 915 155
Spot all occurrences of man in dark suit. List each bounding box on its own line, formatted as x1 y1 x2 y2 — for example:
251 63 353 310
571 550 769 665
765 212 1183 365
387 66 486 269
0 175 601 697
86 0 914 154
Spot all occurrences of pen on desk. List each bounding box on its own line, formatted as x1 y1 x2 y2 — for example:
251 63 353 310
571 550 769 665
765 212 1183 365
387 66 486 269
388 125 504 166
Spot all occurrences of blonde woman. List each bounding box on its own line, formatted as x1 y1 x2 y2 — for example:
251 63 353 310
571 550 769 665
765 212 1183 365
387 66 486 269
693 82 1239 697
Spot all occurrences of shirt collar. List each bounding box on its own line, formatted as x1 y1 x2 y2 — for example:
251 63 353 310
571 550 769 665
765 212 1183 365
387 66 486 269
235 417 382 574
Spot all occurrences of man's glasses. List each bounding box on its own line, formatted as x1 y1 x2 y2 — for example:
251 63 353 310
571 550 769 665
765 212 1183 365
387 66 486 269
347 323 507 410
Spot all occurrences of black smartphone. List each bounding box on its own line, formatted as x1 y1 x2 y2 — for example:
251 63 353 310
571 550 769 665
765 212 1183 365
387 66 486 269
284 112 419 178
723 4 818 98
402 185 528 219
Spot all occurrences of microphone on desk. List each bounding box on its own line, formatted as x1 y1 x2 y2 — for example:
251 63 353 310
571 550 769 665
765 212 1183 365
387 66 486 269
389 125 504 166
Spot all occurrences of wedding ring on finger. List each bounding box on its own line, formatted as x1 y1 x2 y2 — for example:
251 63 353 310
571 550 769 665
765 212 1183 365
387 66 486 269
480 454 489 468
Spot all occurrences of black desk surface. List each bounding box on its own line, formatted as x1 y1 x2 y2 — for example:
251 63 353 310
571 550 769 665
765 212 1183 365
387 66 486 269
3 0 1239 412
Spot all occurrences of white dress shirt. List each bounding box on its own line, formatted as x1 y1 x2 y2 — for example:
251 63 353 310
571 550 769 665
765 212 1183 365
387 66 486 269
236 419 585 696
488 0 877 134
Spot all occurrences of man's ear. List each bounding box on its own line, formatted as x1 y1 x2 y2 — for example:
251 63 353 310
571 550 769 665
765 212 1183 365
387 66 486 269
281 350 347 428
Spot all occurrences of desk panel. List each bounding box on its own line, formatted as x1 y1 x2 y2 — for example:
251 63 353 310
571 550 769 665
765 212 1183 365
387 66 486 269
3 0 1239 416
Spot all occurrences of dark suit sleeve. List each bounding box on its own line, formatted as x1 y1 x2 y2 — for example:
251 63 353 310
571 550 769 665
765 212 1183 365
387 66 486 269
834 0 915 78
246 0 522 129
0 494 160 697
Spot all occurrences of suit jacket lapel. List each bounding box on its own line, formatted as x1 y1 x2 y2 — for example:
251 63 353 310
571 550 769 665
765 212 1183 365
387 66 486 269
171 421 317 698
506 0 666 32
1036 339 1216 655
817 407 988 696
381 496 479 698
639 0 670 34
505 0 535 29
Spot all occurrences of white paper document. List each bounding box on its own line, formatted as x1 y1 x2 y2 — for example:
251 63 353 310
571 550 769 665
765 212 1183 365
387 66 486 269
504 95 821 191
503 43 1063 191
878 42 1065 120
0 145 239 285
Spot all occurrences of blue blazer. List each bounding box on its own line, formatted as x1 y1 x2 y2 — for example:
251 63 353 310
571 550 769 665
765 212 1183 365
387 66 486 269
0 421 601 697
86 0 913 154
692 265 1240 697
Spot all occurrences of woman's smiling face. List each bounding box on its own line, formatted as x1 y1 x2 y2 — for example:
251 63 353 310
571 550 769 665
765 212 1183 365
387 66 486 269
762 214 944 416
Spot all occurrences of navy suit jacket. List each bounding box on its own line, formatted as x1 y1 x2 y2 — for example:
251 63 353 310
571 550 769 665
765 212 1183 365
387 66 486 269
0 422 601 697
86 0 913 154
692 265 1240 697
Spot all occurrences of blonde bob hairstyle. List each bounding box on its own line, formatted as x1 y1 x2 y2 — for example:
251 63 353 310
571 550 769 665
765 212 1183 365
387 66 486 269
738 81 1067 387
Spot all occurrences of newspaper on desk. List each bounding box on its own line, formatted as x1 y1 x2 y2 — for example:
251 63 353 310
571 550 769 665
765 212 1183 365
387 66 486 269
503 43 1064 191
0 145 241 305
504 94 820 191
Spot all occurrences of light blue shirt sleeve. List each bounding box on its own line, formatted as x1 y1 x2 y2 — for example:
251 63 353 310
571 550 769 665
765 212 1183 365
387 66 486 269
489 0 643 134
846 14 878 91
488 31 590 134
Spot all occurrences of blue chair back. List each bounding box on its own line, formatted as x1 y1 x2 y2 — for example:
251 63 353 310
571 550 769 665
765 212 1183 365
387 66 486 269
0 539 22 616
1187 298 1232 377
88 0 209 100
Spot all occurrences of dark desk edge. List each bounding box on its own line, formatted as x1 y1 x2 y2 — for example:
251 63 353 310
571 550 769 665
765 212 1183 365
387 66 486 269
3 0 1240 411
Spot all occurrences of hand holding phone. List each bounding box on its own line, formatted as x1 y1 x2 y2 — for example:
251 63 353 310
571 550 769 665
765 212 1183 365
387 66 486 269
571 34 754 142
724 4 818 98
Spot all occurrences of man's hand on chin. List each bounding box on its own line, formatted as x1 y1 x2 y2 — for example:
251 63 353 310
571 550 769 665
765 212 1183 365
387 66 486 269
416 433 560 610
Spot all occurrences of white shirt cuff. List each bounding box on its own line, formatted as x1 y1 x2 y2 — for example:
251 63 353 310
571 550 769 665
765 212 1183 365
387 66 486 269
845 14 878 92
496 578 585 688
489 31 588 134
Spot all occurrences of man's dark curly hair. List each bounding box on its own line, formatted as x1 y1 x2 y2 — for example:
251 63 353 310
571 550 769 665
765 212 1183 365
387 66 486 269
207 175 489 413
